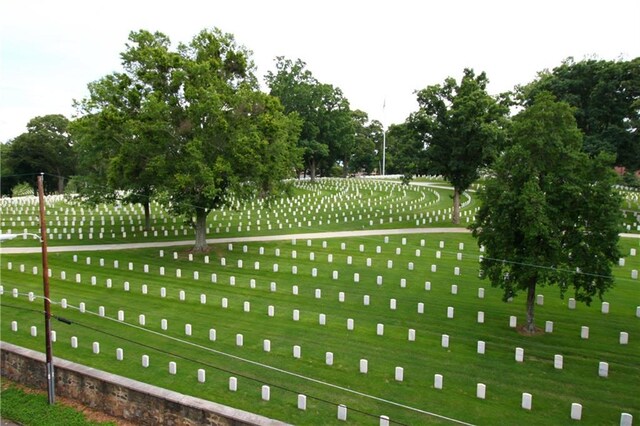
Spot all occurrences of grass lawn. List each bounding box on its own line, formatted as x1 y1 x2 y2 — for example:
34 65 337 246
1 232 638 425
0 381 117 425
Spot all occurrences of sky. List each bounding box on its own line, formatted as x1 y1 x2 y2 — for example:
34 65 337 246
1 0 639 142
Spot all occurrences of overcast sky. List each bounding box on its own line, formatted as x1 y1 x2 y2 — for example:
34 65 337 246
1 0 639 142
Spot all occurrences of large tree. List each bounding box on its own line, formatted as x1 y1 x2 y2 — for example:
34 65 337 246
4 114 75 194
350 110 383 175
471 92 622 333
385 115 428 179
73 29 301 251
265 57 352 180
416 68 509 223
520 57 640 170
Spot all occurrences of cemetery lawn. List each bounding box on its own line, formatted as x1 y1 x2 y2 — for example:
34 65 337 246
1 232 638 425
0 381 117 425
0 179 474 248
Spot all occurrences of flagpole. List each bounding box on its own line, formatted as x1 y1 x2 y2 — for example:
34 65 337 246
382 98 386 176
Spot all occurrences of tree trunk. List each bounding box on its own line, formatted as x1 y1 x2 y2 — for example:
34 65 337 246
143 201 151 232
310 159 317 183
343 158 350 178
452 188 461 224
193 208 209 252
525 278 537 333
57 175 65 194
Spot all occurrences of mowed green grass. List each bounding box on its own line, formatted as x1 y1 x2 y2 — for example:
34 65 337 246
1 232 638 425
0 179 472 247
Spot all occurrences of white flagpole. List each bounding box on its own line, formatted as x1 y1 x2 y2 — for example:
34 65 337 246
382 99 386 176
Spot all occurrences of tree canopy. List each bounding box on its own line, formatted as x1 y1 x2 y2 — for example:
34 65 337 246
415 68 509 223
520 57 640 170
471 92 622 333
265 57 353 180
72 29 301 251
3 114 75 194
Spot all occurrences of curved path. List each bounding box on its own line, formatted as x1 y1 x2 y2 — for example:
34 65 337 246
0 227 470 254
2 228 639 255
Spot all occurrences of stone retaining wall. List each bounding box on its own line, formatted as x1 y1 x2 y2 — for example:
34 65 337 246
1 341 288 426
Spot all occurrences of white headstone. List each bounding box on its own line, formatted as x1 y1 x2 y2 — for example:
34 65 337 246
447 306 454 319
298 394 307 410
338 404 347 421
522 393 532 410
417 302 424 314
545 321 554 333
229 377 237 391
477 311 485 324
236 334 244 347
395 367 404 381
92 342 100 354
293 345 301 358
620 332 629 345
347 318 354 330
359 359 368 373
620 413 633 426
376 323 384 336
581 326 589 339
434 374 443 389
408 329 416 341
601 302 610 314
441 334 449 348
477 383 486 399
262 385 270 401
477 340 486 355
568 298 576 309
510 316 517 328
363 295 370 306
554 354 563 369
515 347 524 362
326 352 334 366
598 361 609 377
571 403 582 420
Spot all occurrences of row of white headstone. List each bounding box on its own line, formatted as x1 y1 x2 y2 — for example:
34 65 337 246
11 321 635 425
8 254 640 318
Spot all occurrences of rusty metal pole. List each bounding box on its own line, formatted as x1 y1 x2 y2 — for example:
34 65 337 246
37 173 55 405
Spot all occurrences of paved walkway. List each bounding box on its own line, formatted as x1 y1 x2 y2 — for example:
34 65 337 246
2 228 639 255
0 227 470 254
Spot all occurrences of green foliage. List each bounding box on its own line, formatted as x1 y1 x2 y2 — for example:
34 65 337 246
11 182 33 197
72 29 301 250
415 69 509 223
265 58 353 180
0 385 115 425
520 57 640 169
471 92 623 331
3 114 75 194
385 118 427 177
349 111 382 174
